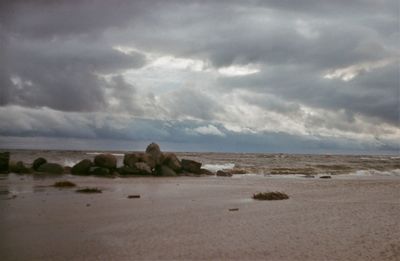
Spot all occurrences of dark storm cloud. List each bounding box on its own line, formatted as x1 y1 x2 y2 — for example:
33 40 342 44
0 0 398 152
219 61 399 125
0 0 144 38
0 30 146 111
159 88 223 121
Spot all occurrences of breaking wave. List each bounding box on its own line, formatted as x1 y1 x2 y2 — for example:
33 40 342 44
202 163 235 172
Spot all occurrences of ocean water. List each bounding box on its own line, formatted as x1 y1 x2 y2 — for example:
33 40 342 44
3 149 400 177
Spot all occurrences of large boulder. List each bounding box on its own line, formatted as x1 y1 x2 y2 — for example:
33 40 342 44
124 152 156 169
123 153 141 167
0 152 10 173
94 154 117 169
145 142 164 165
181 159 202 174
37 163 64 174
134 162 152 175
9 161 31 174
142 153 157 169
89 166 110 176
163 153 181 172
71 159 93 175
32 157 47 170
159 165 177 176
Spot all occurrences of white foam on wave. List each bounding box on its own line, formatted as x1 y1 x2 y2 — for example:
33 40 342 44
348 169 400 177
64 159 78 167
203 163 235 172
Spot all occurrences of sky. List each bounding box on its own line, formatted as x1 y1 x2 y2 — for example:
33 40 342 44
0 0 399 154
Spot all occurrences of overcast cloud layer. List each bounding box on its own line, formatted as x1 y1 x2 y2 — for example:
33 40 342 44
0 0 399 153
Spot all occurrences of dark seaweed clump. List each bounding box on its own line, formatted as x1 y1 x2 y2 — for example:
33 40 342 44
53 181 76 187
252 191 289 200
76 187 102 193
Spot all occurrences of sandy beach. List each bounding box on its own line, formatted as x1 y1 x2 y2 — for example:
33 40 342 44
1 174 399 261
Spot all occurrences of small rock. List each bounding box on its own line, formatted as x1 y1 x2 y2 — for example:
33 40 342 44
127 195 140 199
229 208 239 211
216 170 232 177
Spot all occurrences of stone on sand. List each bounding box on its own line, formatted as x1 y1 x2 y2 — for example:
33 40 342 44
216 170 232 177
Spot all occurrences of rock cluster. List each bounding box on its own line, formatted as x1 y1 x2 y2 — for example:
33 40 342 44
117 142 212 177
1 143 217 176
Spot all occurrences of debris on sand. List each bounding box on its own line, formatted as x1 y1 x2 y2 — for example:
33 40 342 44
53 181 76 187
229 208 239 211
252 191 289 200
76 187 102 193
127 195 141 199
320 176 332 179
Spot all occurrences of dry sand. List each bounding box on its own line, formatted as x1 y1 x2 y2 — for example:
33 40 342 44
1 174 399 260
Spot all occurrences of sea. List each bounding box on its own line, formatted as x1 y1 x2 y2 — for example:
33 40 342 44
3 149 400 177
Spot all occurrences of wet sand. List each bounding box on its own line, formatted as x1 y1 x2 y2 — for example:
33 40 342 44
1 174 399 260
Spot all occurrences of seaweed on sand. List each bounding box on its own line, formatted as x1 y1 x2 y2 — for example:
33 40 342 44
76 187 102 193
252 191 289 200
53 181 76 187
